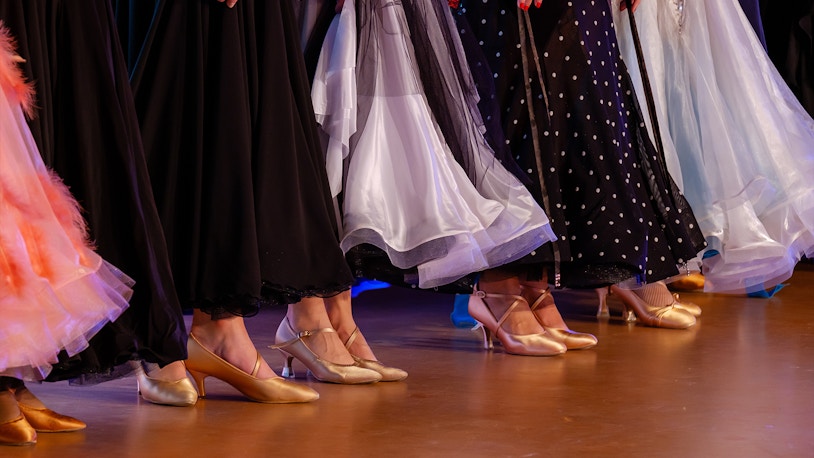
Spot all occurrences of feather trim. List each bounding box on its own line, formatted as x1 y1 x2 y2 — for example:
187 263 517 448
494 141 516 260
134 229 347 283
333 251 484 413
0 21 35 117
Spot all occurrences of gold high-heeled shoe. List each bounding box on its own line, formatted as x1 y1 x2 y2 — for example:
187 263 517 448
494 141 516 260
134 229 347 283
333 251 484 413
185 333 319 403
597 287 702 320
134 361 198 407
343 328 407 382
271 318 382 384
599 286 696 329
521 285 598 350
467 289 566 356
671 293 702 317
12 386 85 433
0 391 36 446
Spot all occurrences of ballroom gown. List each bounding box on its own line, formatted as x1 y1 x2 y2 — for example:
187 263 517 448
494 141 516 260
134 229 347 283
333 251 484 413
460 0 706 289
312 0 556 289
122 0 354 317
1 26 132 381
0 0 187 380
613 0 814 293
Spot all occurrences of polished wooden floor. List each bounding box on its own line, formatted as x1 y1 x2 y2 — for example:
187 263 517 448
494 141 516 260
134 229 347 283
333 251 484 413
8 265 814 457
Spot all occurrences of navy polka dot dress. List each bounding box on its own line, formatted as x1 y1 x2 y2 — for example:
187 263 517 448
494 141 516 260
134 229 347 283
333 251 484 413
458 0 705 288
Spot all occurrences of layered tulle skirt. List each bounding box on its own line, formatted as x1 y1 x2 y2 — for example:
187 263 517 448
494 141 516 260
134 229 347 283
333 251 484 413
614 0 814 293
313 0 555 289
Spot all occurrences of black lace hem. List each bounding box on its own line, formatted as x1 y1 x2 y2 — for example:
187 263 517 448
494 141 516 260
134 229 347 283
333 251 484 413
194 279 354 320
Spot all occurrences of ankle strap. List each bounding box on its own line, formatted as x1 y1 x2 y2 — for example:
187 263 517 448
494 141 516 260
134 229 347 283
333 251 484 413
270 319 337 350
520 285 552 312
473 290 529 331
343 327 360 350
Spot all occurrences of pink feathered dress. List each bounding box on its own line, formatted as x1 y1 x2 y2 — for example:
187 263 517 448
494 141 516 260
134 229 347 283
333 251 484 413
0 25 132 381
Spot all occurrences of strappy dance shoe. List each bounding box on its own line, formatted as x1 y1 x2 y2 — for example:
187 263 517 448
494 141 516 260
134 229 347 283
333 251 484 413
467 289 566 356
185 333 319 403
272 318 382 384
521 285 598 350
0 391 36 446
13 386 86 432
596 286 696 329
342 327 407 382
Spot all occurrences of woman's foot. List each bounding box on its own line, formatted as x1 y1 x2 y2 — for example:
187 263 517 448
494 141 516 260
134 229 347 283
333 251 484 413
520 281 598 350
135 360 198 407
608 285 696 329
0 388 36 446
189 310 277 379
477 276 551 337
469 273 566 356
324 290 408 381
285 296 356 366
11 384 85 432
143 360 188 382
324 290 377 361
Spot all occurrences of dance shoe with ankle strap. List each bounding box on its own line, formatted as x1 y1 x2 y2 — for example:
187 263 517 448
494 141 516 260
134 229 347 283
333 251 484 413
467 290 566 356
597 286 696 329
185 333 319 403
0 391 36 446
272 318 382 384
12 386 85 433
134 362 198 407
521 285 598 350
343 327 407 382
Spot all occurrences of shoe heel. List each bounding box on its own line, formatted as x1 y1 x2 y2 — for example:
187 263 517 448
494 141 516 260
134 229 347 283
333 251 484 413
188 370 207 397
622 303 638 322
477 323 494 350
596 287 610 318
280 354 295 378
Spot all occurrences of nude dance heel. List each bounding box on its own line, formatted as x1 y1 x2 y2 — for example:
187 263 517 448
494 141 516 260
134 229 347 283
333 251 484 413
272 318 382 384
134 361 198 407
597 285 702 320
601 285 696 329
522 285 598 350
185 333 319 403
467 289 566 356
0 390 36 446
670 293 702 317
343 328 408 382
13 386 86 432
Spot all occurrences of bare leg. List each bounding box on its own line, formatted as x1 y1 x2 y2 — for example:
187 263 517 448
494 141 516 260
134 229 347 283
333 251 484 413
478 269 547 336
518 274 569 330
324 290 377 361
189 310 276 379
286 297 355 365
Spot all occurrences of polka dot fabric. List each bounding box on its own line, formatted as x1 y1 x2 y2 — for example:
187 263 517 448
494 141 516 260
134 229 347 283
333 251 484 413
459 0 705 287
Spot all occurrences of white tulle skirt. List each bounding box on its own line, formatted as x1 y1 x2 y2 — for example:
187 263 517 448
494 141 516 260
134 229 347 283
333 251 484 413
313 0 555 288
613 0 814 293
1 32 132 380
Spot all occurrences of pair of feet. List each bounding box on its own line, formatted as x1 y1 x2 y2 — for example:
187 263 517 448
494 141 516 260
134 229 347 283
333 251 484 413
470 278 598 354
0 384 86 446
184 301 382 383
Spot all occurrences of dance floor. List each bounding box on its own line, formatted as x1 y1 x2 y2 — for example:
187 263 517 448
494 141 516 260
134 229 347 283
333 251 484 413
9 265 814 457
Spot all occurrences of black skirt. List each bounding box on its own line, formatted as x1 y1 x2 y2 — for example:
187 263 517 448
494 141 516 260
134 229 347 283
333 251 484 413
122 0 354 317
